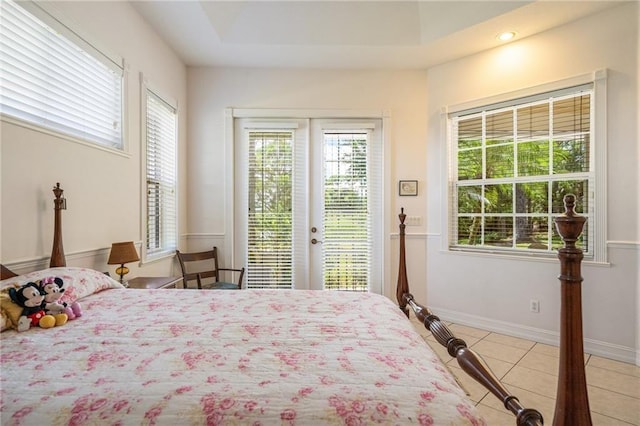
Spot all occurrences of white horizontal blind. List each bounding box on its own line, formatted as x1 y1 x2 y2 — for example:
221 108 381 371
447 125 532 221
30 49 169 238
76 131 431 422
450 84 593 255
322 131 372 292
246 131 294 289
0 0 123 148
145 90 177 257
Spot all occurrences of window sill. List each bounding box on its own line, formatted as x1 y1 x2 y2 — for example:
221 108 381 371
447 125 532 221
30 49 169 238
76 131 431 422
442 247 610 267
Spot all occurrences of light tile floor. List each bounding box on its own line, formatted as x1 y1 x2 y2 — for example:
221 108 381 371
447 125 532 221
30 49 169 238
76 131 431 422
410 318 640 425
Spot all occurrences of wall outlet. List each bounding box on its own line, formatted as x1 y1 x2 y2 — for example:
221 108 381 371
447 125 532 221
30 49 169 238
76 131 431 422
406 216 422 226
530 299 540 313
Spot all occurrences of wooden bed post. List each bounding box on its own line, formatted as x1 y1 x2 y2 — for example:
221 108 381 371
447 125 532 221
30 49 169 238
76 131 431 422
50 182 66 267
396 208 409 317
552 194 592 425
396 208 543 425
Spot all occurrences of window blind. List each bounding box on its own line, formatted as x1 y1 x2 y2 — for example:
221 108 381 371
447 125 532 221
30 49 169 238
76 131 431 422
450 85 593 256
0 0 123 148
145 90 177 257
246 131 294 289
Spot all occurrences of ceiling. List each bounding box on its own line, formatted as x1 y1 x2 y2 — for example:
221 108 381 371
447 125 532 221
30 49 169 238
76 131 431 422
130 0 622 69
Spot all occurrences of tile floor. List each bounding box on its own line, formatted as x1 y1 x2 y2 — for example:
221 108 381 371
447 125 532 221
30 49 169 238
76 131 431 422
410 318 640 425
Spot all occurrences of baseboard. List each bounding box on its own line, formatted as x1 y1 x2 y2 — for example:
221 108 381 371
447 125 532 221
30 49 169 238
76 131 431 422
430 306 638 366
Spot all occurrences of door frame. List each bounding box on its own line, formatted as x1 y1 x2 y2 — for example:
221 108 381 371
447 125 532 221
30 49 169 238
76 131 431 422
226 108 392 295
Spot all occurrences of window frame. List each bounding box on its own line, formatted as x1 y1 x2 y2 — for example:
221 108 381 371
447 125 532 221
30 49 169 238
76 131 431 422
140 74 178 263
0 0 126 152
444 70 608 263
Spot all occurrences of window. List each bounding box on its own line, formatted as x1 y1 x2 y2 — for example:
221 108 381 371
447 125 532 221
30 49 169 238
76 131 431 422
0 0 124 149
449 84 594 256
144 87 177 260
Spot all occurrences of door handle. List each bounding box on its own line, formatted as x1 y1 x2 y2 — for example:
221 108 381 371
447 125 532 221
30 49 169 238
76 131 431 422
311 238 323 244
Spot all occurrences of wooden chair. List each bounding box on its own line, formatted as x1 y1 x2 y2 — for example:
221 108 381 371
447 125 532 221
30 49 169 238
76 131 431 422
176 247 244 290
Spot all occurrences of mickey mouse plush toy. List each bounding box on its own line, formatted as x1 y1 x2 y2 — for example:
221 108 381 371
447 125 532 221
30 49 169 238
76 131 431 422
37 277 82 320
8 282 68 332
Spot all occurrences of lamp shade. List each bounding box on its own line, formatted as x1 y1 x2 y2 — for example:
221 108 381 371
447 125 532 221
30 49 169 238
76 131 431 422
107 241 140 265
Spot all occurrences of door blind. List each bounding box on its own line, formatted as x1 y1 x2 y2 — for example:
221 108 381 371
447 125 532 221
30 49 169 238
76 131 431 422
322 131 371 291
246 131 294 289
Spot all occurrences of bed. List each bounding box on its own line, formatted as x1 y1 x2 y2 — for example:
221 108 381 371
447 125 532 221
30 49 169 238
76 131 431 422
1 185 592 425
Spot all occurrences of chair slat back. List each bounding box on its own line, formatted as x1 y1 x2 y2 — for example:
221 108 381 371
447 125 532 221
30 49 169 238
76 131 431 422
176 247 243 290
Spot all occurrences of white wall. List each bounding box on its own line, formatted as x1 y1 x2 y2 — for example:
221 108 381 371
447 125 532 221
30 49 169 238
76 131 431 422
425 3 639 363
187 68 430 302
2 0 636 364
0 1 187 278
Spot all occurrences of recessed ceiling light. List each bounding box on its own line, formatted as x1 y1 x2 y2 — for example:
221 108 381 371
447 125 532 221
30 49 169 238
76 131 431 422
497 31 516 42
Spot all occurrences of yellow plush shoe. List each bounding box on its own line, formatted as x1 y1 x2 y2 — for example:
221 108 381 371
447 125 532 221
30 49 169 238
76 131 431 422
39 314 56 329
54 313 68 326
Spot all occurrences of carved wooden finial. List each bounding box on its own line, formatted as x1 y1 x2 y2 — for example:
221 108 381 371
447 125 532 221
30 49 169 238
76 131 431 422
552 193 592 425
399 207 406 224
555 194 586 250
53 182 63 198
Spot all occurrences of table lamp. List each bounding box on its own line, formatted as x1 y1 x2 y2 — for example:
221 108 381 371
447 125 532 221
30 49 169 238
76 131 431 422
107 241 140 284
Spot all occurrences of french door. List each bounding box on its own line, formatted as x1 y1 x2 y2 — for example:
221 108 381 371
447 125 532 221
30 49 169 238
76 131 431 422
234 117 383 293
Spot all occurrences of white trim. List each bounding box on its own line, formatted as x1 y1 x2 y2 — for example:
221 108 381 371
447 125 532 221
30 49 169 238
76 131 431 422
442 70 607 262
231 108 387 119
121 60 130 153
0 244 140 277
140 75 178 112
447 70 602 115
185 233 226 239
140 75 151 262
607 241 640 250
390 232 428 240
322 122 377 130
242 121 299 129
140 73 179 264
382 110 392 299
224 109 235 265
17 0 123 71
437 247 612 267
430 306 638 365
0 115 130 158
592 69 608 263
440 106 451 252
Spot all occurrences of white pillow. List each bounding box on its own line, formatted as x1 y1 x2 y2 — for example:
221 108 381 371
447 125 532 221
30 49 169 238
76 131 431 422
0 267 124 304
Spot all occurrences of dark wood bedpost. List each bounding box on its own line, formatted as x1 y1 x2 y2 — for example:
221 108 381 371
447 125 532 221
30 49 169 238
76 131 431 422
396 209 543 425
396 208 409 317
50 182 66 267
553 194 591 425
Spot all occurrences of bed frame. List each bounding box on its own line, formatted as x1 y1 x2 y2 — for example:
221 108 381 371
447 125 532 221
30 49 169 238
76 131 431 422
2 185 592 425
397 194 592 426
50 182 66 267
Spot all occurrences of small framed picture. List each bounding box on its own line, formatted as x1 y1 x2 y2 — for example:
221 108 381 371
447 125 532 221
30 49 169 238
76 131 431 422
399 180 418 196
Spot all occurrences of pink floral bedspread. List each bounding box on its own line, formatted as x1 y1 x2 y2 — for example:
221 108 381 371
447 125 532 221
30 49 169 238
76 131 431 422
1 289 484 425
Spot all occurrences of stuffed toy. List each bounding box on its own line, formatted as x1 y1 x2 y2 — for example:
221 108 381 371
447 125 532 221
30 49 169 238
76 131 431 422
37 276 82 319
0 283 24 331
8 282 67 332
